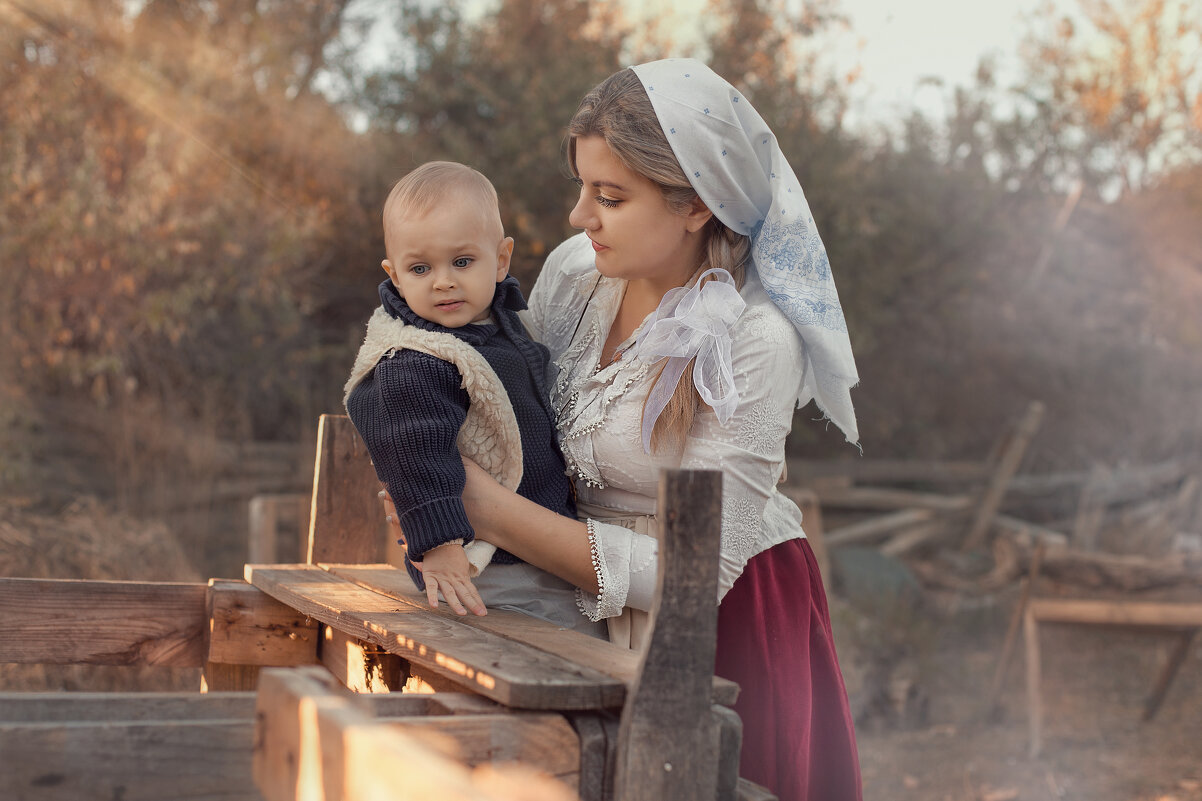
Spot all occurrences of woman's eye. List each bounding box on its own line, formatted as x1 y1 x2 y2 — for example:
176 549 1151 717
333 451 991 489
595 195 619 209
453 257 472 268
411 264 430 275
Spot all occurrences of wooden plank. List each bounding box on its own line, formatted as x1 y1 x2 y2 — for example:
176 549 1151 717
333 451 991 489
205 579 320 666
787 458 989 485
322 625 407 693
0 692 255 723
0 578 206 667
254 666 579 801
809 486 973 512
963 400 1045 551
1028 598 1202 627
0 719 256 800
823 508 934 547
246 564 625 710
614 469 725 801
325 564 740 707
308 413 388 564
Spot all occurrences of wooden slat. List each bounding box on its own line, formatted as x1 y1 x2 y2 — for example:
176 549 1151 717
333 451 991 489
615 470 725 801
308 413 388 564
962 400 1045 551
0 692 255 723
324 564 740 707
0 578 206 667
0 719 256 800
246 564 625 710
254 667 579 801
205 579 320 666
787 458 989 485
809 486 973 512
1028 598 1202 627
823 508 934 547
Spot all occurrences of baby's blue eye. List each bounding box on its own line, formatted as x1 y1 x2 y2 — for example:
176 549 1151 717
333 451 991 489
453 257 472 268
411 264 430 275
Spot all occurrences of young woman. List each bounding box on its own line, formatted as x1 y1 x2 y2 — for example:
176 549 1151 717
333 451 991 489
417 59 863 800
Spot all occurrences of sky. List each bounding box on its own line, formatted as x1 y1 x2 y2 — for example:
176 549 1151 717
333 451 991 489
640 0 1067 126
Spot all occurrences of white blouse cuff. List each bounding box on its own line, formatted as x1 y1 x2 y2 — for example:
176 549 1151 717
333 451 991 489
575 520 660 620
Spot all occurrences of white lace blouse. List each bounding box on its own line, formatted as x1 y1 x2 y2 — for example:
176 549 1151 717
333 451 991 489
523 233 810 619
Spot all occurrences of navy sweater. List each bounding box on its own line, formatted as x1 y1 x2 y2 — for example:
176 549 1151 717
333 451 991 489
345 276 575 590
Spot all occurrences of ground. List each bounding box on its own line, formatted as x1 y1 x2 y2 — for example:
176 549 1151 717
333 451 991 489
847 598 1202 801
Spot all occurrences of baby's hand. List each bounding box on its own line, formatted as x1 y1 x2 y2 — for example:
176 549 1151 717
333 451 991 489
418 542 486 617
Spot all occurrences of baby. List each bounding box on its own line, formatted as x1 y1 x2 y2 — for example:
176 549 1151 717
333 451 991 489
344 161 577 618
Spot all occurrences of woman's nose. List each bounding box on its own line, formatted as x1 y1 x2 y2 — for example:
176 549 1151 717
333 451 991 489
568 193 594 231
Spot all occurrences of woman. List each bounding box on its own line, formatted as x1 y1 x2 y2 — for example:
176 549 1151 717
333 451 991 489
410 59 863 800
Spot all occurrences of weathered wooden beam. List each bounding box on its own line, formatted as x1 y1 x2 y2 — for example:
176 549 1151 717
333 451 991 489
1143 629 1198 721
0 578 206 667
1027 598 1202 627
0 719 257 800
254 666 579 801
809 486 973 512
0 691 256 723
325 563 740 708
962 401 1045 551
205 579 320 666
308 413 388 564
823 508 935 548
246 564 625 710
202 578 320 691
614 469 725 801
787 458 989 486
322 625 407 693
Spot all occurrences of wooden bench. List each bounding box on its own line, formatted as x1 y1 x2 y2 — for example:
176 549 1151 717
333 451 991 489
0 414 773 801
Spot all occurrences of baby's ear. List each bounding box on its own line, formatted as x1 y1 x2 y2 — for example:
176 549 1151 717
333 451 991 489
381 259 402 290
495 237 514 281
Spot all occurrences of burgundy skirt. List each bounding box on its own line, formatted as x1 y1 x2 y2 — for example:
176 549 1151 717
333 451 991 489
714 538 862 801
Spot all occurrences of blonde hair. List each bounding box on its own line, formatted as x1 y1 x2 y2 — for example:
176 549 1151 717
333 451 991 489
568 69 752 451
383 161 503 259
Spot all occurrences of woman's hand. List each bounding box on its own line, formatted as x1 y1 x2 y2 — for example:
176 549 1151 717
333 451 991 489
459 456 510 549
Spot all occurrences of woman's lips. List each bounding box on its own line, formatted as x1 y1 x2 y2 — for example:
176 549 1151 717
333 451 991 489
590 239 607 252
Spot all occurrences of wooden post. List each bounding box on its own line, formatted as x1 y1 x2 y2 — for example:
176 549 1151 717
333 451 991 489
790 489 830 589
614 469 725 801
308 414 388 564
202 579 319 692
1023 606 1042 758
962 401 1045 552
1144 629 1198 721
985 542 1045 719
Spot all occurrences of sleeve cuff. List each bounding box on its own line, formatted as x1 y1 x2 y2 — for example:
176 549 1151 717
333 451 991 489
400 496 474 559
574 520 659 620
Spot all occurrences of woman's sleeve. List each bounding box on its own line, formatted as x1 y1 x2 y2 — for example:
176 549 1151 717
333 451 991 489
576 306 804 619
520 233 594 356
679 310 803 601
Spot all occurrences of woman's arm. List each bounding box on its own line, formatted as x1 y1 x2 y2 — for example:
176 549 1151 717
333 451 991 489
459 458 600 594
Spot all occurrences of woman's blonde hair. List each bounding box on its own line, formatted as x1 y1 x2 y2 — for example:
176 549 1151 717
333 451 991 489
567 69 752 451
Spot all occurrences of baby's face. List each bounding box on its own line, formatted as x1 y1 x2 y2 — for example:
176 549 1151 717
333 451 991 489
382 195 512 328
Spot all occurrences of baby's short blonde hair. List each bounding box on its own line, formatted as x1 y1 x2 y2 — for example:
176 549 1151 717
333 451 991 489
383 161 502 242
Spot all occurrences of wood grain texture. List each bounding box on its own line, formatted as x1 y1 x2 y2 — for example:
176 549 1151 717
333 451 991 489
324 563 740 707
308 414 388 565
206 579 320 666
0 692 255 723
0 578 207 667
0 719 257 800
254 667 579 801
246 564 624 709
1027 598 1202 627
614 470 725 801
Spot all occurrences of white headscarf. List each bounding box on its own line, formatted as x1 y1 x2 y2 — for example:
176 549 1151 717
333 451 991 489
631 58 860 446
